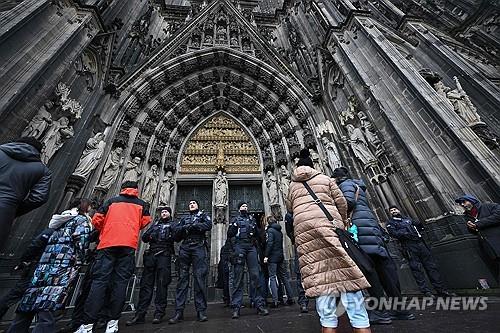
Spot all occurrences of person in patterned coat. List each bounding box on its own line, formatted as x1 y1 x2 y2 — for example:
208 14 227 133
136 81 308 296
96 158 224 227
7 198 93 333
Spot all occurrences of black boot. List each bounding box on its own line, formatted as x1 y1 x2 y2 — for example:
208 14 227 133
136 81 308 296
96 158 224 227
168 312 184 324
299 304 308 313
197 311 208 322
437 290 457 297
96 318 107 329
286 299 295 306
270 302 279 308
231 308 240 319
152 313 164 324
126 313 146 326
388 310 415 320
257 306 269 316
369 310 392 325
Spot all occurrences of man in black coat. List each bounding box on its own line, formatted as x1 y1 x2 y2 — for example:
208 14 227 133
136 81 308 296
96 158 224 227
0 137 52 249
456 194 500 283
0 227 54 319
127 206 175 325
386 205 454 297
264 217 294 308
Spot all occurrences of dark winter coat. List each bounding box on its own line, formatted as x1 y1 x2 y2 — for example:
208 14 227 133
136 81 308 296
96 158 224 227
462 195 500 260
284 212 295 245
17 212 91 313
337 178 389 257
386 216 425 243
265 223 284 263
0 142 52 245
227 212 259 242
173 210 212 244
142 217 175 253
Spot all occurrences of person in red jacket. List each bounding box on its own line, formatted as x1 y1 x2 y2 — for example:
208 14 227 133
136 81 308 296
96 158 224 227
75 181 151 333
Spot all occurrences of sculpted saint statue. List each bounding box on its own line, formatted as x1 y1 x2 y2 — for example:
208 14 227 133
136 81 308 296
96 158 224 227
123 156 143 183
435 78 482 125
346 124 377 165
357 111 382 154
309 149 323 172
321 137 342 171
266 171 279 206
279 165 291 199
41 116 74 164
159 171 175 205
213 170 228 207
142 164 159 203
73 133 106 178
97 147 124 190
22 101 53 139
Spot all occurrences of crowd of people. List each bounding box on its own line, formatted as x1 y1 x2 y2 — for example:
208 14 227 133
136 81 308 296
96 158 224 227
1 137 499 333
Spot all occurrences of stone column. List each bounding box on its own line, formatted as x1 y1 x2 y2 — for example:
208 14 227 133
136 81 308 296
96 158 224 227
59 175 86 211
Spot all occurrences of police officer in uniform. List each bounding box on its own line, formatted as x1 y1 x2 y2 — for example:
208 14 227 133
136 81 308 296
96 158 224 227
127 206 175 326
228 202 269 319
169 200 212 324
386 205 454 297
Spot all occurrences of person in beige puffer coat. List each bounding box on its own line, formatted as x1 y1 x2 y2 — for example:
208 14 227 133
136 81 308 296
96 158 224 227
286 149 371 333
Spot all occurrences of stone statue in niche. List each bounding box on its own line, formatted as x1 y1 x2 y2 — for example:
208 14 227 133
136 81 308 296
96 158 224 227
73 132 106 179
142 164 159 203
22 101 54 139
204 34 213 44
230 35 238 46
97 147 124 190
357 111 383 155
341 95 357 126
309 149 323 172
321 137 342 172
278 165 291 199
123 156 143 182
213 170 228 207
41 116 74 164
346 124 377 165
159 170 175 205
266 170 279 206
434 78 482 125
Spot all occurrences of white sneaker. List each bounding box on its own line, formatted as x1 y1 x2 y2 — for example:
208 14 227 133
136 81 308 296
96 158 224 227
74 324 93 333
105 320 119 333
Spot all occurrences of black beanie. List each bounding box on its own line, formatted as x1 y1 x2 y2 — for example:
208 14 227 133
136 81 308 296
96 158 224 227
157 205 172 215
16 137 43 153
332 166 350 178
296 148 314 168
238 201 248 210
388 205 399 211
189 199 199 208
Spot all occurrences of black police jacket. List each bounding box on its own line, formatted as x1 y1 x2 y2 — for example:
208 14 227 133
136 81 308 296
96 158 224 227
265 223 284 263
173 210 212 243
227 213 258 242
284 212 295 245
386 216 424 243
142 217 175 253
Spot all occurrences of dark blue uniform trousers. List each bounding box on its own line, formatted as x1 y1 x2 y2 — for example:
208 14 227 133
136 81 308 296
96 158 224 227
174 242 208 312
137 251 172 316
405 240 446 293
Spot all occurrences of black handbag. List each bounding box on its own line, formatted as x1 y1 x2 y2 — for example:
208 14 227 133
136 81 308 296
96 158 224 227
302 181 374 274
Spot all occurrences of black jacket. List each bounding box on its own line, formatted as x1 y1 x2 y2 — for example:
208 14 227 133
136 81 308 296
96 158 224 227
173 210 212 243
0 142 52 217
265 223 284 263
465 200 500 260
284 212 295 245
227 212 259 242
337 177 388 257
142 217 175 253
386 216 424 243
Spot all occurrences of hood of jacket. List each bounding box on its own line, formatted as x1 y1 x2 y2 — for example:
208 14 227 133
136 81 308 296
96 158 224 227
291 166 321 182
337 177 367 191
48 208 78 229
269 223 282 232
0 142 41 162
120 187 139 197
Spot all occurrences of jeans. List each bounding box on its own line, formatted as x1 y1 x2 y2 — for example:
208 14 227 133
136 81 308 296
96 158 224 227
294 247 308 306
316 291 370 328
7 311 55 333
268 261 293 303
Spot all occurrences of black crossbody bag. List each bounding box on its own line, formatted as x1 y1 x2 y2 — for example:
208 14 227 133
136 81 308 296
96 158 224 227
302 181 374 274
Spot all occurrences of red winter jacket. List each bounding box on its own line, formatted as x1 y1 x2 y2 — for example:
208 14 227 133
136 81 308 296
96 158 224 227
92 188 151 250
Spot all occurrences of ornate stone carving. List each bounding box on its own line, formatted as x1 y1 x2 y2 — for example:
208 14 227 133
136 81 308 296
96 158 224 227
73 132 106 179
346 124 377 165
22 101 54 140
266 170 279 206
142 164 159 203
159 170 175 205
97 147 124 190
213 170 228 207
322 137 342 172
278 165 291 200
41 117 74 164
131 134 149 158
357 111 383 155
55 82 83 119
310 148 323 172
123 156 143 182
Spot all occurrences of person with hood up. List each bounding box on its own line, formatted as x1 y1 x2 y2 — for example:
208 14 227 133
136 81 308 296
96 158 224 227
264 216 294 308
127 206 175 326
7 198 92 333
0 137 52 249
287 150 371 333
75 181 151 333
455 194 500 283
333 166 414 323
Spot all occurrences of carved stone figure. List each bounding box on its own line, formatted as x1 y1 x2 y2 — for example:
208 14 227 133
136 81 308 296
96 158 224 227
357 111 382 154
309 149 323 172
123 156 143 182
159 171 175 205
341 95 357 125
142 164 159 203
213 170 228 207
73 132 106 179
22 101 53 139
346 124 377 165
97 147 124 190
41 117 74 164
448 77 482 125
266 171 279 206
322 137 342 171
279 165 291 199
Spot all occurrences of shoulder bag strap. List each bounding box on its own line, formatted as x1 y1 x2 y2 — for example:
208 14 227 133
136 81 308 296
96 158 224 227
302 181 334 222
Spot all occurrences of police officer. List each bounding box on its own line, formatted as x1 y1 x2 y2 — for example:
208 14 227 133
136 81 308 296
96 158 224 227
169 200 212 324
386 205 455 297
228 202 269 319
127 206 175 326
